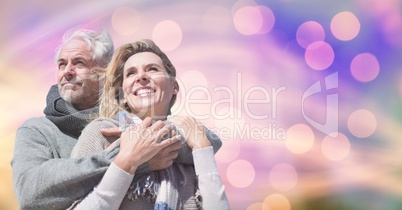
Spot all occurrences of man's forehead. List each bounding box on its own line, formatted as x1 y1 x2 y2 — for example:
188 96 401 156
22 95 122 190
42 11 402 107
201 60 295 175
58 39 92 59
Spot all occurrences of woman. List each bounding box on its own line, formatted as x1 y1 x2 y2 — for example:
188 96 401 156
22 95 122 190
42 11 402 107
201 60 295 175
70 39 230 209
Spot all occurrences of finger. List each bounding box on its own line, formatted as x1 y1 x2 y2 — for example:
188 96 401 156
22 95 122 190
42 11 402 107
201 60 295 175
171 129 176 137
149 120 165 133
168 150 179 159
155 124 174 143
140 117 153 129
158 134 181 149
162 138 182 154
160 127 177 141
100 127 122 137
105 140 118 151
170 140 182 151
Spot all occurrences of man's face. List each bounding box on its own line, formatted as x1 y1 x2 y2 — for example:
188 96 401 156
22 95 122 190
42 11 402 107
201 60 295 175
56 39 100 110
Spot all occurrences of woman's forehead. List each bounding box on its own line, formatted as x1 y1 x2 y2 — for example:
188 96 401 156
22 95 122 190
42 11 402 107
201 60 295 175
124 52 163 70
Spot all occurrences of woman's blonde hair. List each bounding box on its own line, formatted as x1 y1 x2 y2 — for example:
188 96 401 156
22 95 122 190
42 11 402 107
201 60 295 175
98 39 177 119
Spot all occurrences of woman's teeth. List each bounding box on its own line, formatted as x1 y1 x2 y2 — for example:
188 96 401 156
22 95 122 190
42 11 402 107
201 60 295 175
137 89 153 96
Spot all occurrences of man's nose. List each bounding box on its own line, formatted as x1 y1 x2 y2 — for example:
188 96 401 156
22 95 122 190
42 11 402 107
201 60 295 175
62 63 76 80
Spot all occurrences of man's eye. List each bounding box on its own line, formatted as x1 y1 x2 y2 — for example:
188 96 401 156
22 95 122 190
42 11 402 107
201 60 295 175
58 64 66 69
75 61 86 66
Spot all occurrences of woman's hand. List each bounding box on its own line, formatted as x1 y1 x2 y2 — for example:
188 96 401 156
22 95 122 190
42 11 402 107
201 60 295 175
113 117 180 174
168 116 211 151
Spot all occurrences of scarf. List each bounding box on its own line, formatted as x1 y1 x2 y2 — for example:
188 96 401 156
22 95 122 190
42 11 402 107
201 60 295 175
43 84 98 138
117 111 197 210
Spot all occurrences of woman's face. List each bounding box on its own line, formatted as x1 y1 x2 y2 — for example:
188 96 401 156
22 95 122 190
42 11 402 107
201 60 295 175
122 52 176 119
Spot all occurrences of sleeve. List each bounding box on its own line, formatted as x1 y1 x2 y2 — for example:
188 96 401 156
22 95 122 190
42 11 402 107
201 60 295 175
11 126 119 210
71 163 134 210
174 126 222 165
71 118 120 158
71 118 150 173
193 146 231 210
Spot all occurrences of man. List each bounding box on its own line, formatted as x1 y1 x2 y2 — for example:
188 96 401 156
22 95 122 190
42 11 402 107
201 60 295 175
11 29 184 210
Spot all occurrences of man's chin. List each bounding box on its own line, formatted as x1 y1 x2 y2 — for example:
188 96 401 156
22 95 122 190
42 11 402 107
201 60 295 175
59 89 75 102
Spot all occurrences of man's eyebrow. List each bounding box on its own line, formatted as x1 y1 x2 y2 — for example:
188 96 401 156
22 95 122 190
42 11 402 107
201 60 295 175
72 57 89 62
57 56 89 63
57 58 66 64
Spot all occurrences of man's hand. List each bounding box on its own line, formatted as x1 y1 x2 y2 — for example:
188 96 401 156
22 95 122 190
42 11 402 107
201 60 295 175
148 140 182 171
101 122 183 171
114 117 180 174
100 127 122 137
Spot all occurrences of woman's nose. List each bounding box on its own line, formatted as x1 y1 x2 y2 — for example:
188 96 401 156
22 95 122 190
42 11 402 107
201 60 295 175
135 71 149 83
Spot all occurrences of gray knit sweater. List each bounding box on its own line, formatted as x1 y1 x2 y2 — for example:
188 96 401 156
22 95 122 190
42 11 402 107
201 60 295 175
11 117 119 210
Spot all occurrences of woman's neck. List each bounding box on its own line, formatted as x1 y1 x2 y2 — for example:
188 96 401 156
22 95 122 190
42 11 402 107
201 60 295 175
135 112 167 121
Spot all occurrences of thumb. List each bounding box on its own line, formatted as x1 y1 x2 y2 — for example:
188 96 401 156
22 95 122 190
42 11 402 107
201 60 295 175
100 127 122 137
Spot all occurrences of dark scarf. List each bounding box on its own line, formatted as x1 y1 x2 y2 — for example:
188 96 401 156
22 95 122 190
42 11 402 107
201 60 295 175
43 85 98 138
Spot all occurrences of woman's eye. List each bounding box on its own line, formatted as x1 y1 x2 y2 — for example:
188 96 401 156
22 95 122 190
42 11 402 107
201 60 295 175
148 67 158 72
126 71 135 77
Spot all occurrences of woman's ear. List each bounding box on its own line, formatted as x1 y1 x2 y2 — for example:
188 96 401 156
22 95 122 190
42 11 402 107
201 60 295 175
173 80 179 94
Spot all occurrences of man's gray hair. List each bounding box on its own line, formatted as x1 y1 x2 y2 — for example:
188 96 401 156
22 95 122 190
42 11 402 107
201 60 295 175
54 29 114 68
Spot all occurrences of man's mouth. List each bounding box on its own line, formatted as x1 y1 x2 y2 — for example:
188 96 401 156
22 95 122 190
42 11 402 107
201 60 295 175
62 80 79 86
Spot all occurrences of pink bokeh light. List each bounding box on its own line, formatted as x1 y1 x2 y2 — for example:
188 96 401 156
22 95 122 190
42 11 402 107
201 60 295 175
331 11 360 41
305 41 334 70
350 53 380 82
296 21 325 49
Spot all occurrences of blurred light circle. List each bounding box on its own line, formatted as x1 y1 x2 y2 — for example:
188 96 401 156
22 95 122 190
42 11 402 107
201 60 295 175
152 20 182 51
262 194 291 210
296 21 325 49
331 11 360 41
233 6 263 35
321 132 350 161
227 159 255 188
350 53 380 82
256 6 275 34
247 203 263 210
285 124 315 154
177 70 209 91
269 163 298 192
305 41 334 70
231 0 258 15
111 7 141 36
348 109 377 138
203 6 232 34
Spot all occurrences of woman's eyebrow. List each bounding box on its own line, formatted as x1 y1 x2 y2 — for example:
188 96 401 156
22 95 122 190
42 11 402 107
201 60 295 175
144 63 162 68
124 66 137 72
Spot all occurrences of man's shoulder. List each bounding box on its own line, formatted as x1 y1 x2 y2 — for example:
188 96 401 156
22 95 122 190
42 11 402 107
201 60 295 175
89 117 119 127
19 117 54 129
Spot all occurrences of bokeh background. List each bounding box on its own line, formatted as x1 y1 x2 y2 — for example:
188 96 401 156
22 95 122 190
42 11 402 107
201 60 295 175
1 0 402 209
